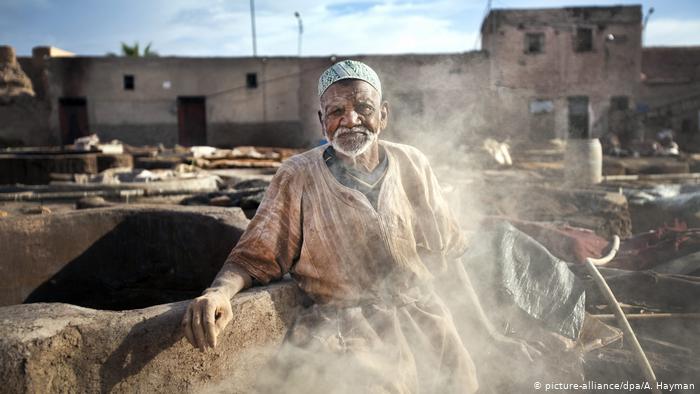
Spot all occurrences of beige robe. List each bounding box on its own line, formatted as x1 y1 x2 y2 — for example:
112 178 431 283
226 141 478 393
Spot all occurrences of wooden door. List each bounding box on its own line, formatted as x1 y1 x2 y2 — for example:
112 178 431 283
177 97 207 146
58 97 89 145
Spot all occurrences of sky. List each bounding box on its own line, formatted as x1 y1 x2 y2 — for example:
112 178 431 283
1 0 698 57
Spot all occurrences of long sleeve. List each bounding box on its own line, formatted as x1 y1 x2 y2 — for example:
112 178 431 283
223 163 304 285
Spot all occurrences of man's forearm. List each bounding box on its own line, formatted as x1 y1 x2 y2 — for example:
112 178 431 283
203 263 253 299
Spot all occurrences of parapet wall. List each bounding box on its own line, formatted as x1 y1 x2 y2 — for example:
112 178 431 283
0 205 246 307
0 204 306 392
0 281 304 393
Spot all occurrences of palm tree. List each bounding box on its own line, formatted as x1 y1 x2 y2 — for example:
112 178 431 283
142 42 157 57
117 42 158 57
120 42 139 57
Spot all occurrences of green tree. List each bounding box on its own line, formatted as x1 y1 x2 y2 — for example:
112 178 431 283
112 42 158 57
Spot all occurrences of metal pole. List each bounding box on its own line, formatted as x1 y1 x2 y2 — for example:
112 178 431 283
250 0 257 56
642 7 654 46
294 11 303 56
584 236 661 394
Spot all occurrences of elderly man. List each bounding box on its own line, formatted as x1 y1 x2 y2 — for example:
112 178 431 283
182 60 532 393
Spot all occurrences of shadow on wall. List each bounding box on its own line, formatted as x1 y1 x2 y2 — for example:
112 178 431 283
99 302 185 393
22 209 245 310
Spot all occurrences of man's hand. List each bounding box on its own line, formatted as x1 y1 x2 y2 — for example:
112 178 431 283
181 263 252 351
181 290 233 351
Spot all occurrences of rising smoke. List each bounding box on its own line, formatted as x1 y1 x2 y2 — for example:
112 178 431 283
198 56 654 393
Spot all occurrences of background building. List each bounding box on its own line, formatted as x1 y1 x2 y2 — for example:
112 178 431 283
1 4 699 152
480 6 642 142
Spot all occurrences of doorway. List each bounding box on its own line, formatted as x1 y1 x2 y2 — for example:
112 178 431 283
177 96 207 146
58 97 89 145
568 96 590 139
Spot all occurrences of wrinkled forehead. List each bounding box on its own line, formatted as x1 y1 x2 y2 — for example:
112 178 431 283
319 79 381 108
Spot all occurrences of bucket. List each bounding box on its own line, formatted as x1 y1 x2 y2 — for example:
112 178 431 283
564 138 603 184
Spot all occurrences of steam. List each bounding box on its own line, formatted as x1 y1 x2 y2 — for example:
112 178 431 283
198 59 532 393
198 57 678 393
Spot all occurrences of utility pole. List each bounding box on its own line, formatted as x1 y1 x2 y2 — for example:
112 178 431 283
250 0 257 56
473 0 492 50
642 7 654 46
294 11 303 56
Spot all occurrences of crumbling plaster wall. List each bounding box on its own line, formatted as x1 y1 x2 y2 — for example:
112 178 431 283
482 6 642 140
45 53 493 150
0 98 52 146
296 57 336 146
27 47 496 150
0 204 306 393
0 46 52 147
639 47 700 148
365 53 491 149
0 282 304 393
295 53 493 153
640 47 700 104
46 56 309 147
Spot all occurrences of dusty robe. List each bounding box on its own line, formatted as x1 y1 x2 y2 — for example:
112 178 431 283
225 140 478 393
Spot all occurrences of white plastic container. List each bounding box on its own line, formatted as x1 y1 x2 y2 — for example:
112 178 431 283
564 138 603 184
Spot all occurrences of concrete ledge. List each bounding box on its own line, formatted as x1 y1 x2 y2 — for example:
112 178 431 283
0 280 304 393
0 152 133 185
0 153 99 184
0 175 220 201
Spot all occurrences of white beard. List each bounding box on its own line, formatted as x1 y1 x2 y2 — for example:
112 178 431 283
326 126 377 158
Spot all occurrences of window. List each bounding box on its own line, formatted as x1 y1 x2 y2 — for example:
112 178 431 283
610 96 629 111
575 27 593 52
246 73 258 89
525 33 545 54
530 99 553 114
123 75 134 90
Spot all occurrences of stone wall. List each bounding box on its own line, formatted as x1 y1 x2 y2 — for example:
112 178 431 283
0 206 247 306
44 56 313 148
37 52 493 150
298 53 493 153
0 98 52 147
0 205 305 393
0 282 303 393
481 6 643 141
0 46 53 147
640 46 700 150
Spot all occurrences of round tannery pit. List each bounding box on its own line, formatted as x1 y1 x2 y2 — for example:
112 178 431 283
0 205 248 309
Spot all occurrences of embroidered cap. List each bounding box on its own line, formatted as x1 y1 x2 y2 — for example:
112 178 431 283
318 60 382 98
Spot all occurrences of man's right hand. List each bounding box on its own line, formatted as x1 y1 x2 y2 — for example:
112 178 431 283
181 290 233 351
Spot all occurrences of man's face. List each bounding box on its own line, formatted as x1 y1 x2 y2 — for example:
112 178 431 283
319 79 388 157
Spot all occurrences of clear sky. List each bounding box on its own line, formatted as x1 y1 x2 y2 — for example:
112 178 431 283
1 0 698 57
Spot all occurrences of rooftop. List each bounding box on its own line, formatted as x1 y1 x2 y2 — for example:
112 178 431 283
481 5 643 33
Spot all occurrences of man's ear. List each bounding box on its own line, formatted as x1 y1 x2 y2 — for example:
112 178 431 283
379 101 389 131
